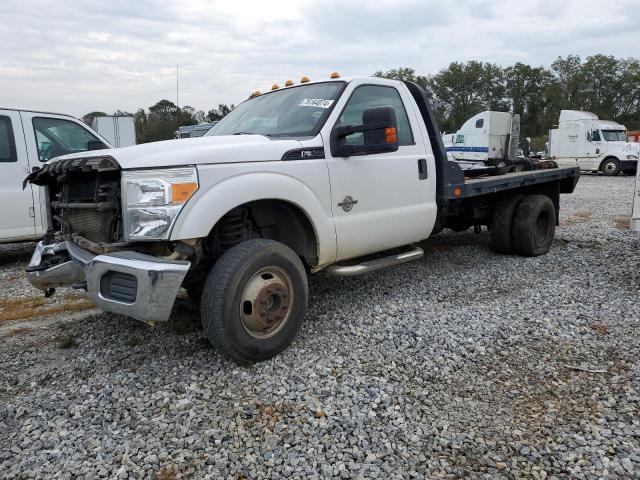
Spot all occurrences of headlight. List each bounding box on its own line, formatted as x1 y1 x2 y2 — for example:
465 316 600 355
627 155 638 160
122 167 198 240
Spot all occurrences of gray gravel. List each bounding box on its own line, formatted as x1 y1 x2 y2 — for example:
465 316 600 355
1 174 639 479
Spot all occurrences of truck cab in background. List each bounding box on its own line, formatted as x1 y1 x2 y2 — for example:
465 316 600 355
0 109 110 243
548 110 638 176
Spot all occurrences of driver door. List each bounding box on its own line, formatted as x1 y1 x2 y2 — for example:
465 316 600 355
322 82 436 261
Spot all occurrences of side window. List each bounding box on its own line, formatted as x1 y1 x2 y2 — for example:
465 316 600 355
591 130 601 142
0 116 17 162
337 85 413 147
32 117 105 162
456 134 465 144
475 119 484 128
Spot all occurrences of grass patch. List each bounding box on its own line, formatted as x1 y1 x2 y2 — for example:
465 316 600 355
591 322 610 335
613 215 630 229
0 295 95 322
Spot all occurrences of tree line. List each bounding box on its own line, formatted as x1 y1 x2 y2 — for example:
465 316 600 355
83 102 235 144
374 54 640 149
83 54 639 148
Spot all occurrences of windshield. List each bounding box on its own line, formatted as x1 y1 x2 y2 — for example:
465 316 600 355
601 130 627 142
206 81 344 138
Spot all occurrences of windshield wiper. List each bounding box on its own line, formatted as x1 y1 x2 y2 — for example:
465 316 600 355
232 131 257 135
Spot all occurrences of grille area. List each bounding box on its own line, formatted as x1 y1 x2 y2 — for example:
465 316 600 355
28 156 123 244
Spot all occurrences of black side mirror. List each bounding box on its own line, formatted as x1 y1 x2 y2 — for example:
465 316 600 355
87 140 108 151
331 106 399 157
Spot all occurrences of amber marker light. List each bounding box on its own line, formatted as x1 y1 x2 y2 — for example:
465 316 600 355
453 187 463 197
385 127 398 143
171 182 198 203
330 71 340 79
285 80 294 86
271 83 280 90
300 76 310 83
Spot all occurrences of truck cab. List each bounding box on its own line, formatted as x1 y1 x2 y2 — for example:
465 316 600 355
549 110 637 175
0 109 111 243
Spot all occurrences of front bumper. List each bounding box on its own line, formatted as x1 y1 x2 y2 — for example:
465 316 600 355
27 241 190 322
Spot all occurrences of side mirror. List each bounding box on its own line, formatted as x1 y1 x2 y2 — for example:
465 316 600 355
586 132 592 142
87 140 108 151
331 106 399 157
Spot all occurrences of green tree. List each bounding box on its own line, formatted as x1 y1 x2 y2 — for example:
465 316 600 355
207 104 235 122
82 111 107 126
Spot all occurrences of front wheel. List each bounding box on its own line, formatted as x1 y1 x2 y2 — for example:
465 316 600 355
200 239 308 363
601 158 620 176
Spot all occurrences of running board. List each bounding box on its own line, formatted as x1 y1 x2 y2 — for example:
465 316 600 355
326 246 424 277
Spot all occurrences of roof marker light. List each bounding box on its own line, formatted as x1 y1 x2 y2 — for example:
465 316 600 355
285 80 294 87
272 83 280 90
252 90 261 97
300 76 310 83
330 71 340 79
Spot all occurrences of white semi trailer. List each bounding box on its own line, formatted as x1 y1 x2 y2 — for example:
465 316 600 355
92 116 136 148
548 110 637 176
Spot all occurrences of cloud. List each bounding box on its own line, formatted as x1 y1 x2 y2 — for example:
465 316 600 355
0 0 637 117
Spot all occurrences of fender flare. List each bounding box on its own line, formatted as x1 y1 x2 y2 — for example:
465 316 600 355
170 171 337 267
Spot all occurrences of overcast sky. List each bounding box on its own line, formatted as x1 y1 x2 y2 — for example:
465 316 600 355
1 0 636 118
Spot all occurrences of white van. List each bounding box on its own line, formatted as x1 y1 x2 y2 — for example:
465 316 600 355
548 110 637 175
0 109 110 243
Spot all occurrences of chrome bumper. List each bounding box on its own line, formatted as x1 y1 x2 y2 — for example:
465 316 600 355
27 241 190 322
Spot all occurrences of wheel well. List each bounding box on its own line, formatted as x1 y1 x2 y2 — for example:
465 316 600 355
599 156 619 170
209 200 318 267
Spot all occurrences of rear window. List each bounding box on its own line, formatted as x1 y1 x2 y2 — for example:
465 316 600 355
0 116 17 162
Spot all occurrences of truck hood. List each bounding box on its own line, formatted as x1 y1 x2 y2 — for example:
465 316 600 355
47 135 303 169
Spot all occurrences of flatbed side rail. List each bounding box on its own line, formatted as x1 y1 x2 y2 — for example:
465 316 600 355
446 167 580 200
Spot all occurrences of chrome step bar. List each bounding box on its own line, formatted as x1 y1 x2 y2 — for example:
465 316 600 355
326 245 424 277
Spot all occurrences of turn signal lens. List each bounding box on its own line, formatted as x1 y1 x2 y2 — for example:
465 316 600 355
330 71 340 79
285 80 294 86
171 182 198 203
271 83 280 90
453 187 462 197
385 127 397 143
300 76 310 83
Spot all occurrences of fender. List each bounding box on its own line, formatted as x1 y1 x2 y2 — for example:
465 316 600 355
170 168 337 267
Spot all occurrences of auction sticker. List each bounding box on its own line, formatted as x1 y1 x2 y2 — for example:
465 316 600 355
299 98 334 108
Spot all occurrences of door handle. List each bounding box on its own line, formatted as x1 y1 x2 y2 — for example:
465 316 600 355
417 159 428 179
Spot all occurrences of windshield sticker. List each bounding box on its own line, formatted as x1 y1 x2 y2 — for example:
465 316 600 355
299 98 334 108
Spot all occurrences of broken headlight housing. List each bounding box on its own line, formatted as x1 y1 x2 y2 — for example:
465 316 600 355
121 167 198 240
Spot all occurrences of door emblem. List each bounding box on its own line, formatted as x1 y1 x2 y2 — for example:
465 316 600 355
338 195 358 212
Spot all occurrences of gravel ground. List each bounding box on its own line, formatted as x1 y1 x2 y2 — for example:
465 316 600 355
1 175 639 479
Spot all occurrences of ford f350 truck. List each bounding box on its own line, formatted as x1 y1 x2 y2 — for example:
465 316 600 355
25 75 579 362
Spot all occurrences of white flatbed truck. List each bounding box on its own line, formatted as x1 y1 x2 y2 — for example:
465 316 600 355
25 76 579 362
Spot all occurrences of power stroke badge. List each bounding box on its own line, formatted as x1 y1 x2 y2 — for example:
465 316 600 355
338 195 358 212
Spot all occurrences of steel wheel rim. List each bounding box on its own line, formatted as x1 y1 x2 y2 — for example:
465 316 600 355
239 266 293 339
604 162 616 174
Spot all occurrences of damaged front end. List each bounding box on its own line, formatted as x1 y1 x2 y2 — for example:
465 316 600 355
25 156 191 322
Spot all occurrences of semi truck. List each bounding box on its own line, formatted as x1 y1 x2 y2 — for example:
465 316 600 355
25 75 579 363
442 111 521 170
548 110 638 175
0 108 110 243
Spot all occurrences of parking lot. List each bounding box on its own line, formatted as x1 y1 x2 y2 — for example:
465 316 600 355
1 175 639 479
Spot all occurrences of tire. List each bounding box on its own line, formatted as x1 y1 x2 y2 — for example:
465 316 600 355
511 195 556 257
601 158 620 176
200 239 308 363
490 194 525 254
